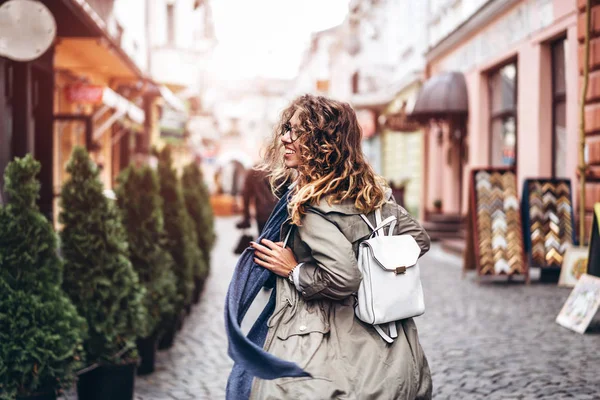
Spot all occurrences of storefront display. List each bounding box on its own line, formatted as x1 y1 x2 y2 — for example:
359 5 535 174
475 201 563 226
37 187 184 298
464 168 527 281
556 274 600 334
587 204 600 278
521 179 575 276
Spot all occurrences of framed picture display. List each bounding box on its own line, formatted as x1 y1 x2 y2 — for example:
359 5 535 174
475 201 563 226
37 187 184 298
587 204 600 279
521 179 575 282
558 245 589 287
464 168 528 282
556 274 600 334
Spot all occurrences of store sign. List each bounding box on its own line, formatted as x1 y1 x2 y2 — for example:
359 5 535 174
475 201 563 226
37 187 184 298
65 85 104 104
0 0 56 62
384 102 420 132
160 108 187 139
356 109 376 138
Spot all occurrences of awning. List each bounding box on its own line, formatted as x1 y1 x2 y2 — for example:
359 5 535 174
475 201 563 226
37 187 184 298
410 71 468 123
93 87 144 140
159 85 188 114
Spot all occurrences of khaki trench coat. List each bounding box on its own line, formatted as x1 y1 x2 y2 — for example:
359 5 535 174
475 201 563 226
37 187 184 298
250 189 433 400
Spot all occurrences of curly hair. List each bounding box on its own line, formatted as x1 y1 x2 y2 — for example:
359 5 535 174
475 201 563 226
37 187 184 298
260 94 387 225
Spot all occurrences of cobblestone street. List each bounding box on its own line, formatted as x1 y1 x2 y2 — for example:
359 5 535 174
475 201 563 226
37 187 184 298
127 217 600 399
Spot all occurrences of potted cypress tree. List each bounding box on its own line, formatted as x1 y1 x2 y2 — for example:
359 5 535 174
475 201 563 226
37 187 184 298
115 165 178 375
0 155 84 400
156 146 201 347
59 147 148 397
182 161 215 302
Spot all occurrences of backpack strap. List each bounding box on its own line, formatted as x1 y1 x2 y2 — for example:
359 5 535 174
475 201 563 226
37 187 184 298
282 225 293 248
361 209 398 238
374 322 398 343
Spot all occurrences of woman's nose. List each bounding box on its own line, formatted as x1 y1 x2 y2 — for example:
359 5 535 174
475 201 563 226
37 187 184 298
281 130 291 144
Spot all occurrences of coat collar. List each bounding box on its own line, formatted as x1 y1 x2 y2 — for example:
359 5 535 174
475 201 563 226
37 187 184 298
309 186 393 215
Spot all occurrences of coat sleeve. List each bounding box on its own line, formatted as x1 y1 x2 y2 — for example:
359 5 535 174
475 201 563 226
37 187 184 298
294 212 362 301
394 205 431 258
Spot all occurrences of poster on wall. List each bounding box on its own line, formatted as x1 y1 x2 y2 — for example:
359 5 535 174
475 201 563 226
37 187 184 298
556 274 600 334
521 179 575 276
463 168 528 282
587 204 600 278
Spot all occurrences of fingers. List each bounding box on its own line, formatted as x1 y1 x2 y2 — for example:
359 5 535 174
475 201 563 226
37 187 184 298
254 257 271 270
255 250 271 261
250 241 273 254
260 238 282 251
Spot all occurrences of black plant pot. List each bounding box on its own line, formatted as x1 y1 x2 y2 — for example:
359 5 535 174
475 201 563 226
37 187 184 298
17 391 56 400
192 280 201 304
158 314 181 350
77 363 136 400
136 334 158 376
185 303 192 316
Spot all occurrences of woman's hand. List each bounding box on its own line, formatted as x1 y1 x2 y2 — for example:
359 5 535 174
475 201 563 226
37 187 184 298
251 239 298 278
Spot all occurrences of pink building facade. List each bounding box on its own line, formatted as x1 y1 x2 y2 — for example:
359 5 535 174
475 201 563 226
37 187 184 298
422 0 580 218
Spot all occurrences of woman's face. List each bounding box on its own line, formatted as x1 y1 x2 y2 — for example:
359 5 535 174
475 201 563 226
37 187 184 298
281 109 302 169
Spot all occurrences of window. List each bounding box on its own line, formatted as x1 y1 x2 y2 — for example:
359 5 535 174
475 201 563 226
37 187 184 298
488 61 517 168
166 4 175 45
551 38 567 178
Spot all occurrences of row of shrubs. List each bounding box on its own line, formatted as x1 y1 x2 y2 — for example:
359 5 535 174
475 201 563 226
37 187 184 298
0 145 216 400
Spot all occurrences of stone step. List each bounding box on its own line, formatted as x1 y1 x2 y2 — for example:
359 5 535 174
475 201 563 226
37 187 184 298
427 212 464 224
422 220 463 232
441 238 466 257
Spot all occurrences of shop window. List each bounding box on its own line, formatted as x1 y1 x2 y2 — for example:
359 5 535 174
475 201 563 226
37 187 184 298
551 38 567 178
488 61 517 168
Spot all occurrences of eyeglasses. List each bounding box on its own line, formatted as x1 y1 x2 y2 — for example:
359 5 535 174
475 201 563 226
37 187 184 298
281 122 303 143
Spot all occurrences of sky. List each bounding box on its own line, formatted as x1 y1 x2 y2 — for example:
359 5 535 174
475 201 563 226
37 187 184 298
209 0 350 81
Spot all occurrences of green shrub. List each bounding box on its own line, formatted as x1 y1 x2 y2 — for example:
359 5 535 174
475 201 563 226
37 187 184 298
182 161 215 276
156 146 200 311
116 164 178 338
59 147 147 365
0 155 84 399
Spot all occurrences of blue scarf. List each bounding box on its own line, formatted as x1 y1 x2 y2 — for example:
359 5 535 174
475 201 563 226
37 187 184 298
225 190 310 400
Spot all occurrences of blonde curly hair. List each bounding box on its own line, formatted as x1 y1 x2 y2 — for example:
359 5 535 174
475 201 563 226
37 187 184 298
259 94 387 225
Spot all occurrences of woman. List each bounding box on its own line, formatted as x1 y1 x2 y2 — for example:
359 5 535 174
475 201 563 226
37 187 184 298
248 94 432 399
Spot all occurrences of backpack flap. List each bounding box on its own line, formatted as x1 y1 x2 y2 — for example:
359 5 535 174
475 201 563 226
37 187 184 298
362 235 420 273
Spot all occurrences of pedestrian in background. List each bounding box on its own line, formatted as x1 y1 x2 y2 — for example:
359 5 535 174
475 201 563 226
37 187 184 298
236 165 277 236
247 94 432 399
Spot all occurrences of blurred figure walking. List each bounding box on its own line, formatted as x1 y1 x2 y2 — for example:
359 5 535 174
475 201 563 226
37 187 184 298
236 166 277 236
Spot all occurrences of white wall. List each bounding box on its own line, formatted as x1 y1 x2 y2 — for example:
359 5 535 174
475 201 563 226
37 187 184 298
104 0 149 72
147 0 215 87
428 0 490 48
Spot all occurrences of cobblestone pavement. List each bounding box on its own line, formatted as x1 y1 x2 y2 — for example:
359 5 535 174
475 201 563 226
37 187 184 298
69 216 600 399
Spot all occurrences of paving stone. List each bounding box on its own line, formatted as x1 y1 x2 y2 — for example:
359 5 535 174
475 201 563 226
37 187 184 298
59 217 600 399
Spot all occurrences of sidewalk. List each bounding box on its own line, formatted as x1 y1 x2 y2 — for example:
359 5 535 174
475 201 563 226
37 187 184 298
418 246 599 399
67 216 599 399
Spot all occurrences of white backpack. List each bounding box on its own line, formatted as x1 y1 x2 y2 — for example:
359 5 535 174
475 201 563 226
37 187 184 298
355 208 425 343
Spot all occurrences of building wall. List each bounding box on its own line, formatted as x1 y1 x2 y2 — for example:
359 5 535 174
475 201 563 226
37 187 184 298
382 81 424 217
426 0 579 216
148 0 214 88
428 0 491 48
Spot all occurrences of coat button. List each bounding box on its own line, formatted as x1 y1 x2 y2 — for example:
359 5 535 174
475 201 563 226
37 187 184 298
299 325 307 332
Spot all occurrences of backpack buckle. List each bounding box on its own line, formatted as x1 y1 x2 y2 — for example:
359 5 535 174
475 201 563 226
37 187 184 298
395 266 406 275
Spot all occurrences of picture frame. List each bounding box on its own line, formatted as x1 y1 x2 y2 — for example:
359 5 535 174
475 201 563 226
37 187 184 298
587 204 600 278
463 167 528 282
520 179 575 279
558 245 589 287
556 274 600 334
